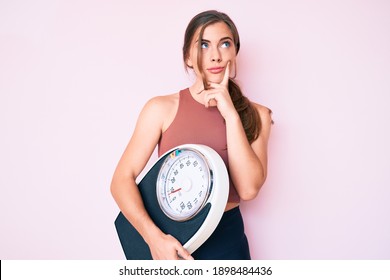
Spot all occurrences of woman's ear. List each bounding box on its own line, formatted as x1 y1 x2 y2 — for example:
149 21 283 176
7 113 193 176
230 59 237 79
186 57 193 68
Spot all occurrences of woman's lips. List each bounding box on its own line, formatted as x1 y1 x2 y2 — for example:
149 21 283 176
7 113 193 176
207 67 224 74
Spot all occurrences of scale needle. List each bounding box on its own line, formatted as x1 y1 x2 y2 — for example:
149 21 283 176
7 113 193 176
169 188 182 195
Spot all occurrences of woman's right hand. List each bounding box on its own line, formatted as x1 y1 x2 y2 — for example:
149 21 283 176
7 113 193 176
111 94 192 260
147 232 194 260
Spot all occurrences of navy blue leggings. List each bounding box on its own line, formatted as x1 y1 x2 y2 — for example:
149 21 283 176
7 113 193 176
191 207 251 260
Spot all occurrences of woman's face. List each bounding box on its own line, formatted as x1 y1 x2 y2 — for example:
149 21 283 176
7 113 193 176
187 21 237 84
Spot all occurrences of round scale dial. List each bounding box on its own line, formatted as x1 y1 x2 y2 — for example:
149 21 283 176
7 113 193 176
156 148 213 221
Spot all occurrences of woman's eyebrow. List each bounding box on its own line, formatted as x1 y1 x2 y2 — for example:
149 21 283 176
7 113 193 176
219 36 233 42
196 36 233 43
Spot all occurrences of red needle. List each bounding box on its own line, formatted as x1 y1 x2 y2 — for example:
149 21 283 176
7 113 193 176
169 188 182 195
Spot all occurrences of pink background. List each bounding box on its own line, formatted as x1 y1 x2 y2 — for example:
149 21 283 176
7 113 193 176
1 0 389 259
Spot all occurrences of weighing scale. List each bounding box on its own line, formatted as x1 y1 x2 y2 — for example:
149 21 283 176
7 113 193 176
115 144 229 259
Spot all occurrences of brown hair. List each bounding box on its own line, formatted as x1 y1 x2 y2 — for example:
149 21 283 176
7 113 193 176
183 10 261 143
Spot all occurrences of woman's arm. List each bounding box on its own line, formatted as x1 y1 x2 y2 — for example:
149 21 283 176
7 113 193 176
225 104 272 200
110 95 193 260
203 63 273 201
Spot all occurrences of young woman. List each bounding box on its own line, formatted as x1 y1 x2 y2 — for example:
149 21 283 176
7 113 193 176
111 10 273 260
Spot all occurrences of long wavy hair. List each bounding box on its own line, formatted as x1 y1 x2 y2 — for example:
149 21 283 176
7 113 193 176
183 10 261 144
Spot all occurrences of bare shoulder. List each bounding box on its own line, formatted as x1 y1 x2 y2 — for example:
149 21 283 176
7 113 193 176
144 93 179 116
251 102 274 127
141 92 180 132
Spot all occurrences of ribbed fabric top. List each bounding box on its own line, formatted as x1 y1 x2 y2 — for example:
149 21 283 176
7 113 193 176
158 88 240 203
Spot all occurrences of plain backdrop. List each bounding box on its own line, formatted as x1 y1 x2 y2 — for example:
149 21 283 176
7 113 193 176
1 0 389 259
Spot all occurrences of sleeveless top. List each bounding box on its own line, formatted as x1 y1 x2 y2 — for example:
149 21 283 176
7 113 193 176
158 88 240 203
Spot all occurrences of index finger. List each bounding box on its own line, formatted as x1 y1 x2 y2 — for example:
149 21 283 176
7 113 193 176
177 246 194 260
221 61 230 87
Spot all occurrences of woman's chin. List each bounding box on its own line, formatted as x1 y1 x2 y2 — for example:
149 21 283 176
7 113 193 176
207 76 224 85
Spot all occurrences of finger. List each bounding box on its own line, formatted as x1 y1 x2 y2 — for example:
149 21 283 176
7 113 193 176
204 93 217 108
221 61 230 87
177 246 194 260
207 82 224 89
208 98 217 107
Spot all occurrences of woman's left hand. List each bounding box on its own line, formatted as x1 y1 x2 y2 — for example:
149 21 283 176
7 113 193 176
203 62 238 120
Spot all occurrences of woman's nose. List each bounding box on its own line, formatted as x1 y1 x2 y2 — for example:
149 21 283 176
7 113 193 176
211 48 222 62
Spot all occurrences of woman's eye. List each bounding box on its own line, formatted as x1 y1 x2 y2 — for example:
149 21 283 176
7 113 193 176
201 42 208 49
221 41 231 48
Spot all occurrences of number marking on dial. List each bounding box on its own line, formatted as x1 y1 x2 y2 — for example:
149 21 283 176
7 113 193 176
156 148 212 221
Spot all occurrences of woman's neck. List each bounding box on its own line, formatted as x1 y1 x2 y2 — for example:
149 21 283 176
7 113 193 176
189 80 206 104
